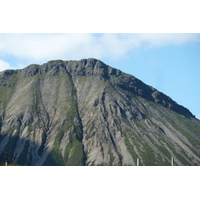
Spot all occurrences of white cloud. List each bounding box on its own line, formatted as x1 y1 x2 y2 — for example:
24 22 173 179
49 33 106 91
0 33 200 68
136 33 200 48
0 59 12 72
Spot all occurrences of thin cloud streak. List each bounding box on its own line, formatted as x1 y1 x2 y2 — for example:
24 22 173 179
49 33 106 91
137 33 200 48
0 33 200 70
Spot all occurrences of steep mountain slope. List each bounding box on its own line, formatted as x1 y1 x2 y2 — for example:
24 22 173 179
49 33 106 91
0 58 199 166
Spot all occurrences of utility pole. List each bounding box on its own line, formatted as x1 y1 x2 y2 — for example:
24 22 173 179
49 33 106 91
137 158 139 166
171 157 174 166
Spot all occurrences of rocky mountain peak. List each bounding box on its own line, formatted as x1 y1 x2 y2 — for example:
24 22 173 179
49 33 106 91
0 58 199 166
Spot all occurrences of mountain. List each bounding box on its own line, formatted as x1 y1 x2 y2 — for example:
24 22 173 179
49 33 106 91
0 58 199 166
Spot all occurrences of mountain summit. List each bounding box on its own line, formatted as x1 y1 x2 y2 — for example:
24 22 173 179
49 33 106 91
0 58 199 166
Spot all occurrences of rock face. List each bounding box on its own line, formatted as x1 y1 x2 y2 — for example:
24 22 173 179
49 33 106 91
0 58 199 166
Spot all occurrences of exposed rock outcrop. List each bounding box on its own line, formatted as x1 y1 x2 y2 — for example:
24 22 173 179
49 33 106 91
0 58 199 166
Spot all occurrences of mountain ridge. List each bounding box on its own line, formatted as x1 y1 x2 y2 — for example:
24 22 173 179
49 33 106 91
0 58 195 118
0 58 199 166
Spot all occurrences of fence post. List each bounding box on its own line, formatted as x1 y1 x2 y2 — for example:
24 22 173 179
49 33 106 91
137 158 139 166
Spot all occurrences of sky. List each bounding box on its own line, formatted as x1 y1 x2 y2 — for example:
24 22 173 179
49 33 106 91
0 33 200 119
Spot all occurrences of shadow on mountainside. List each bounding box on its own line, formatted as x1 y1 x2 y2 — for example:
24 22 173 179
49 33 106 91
0 133 86 166
0 134 46 166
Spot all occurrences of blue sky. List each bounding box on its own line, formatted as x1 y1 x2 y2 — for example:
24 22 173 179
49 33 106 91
0 33 200 119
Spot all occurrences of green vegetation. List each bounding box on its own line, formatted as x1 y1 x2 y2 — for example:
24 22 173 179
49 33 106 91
43 135 65 166
161 139 192 166
172 151 191 166
124 136 138 162
164 112 200 150
63 133 85 166
139 144 157 166
145 135 171 165
109 146 115 165
85 67 93 74
34 88 41 114
42 73 86 166
154 153 169 166
66 140 85 166
0 85 13 114
124 129 173 165
63 142 72 163
44 119 85 166
172 112 200 147
134 119 147 131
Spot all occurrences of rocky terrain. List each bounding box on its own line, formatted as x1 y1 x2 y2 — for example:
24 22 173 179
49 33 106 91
0 58 199 166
